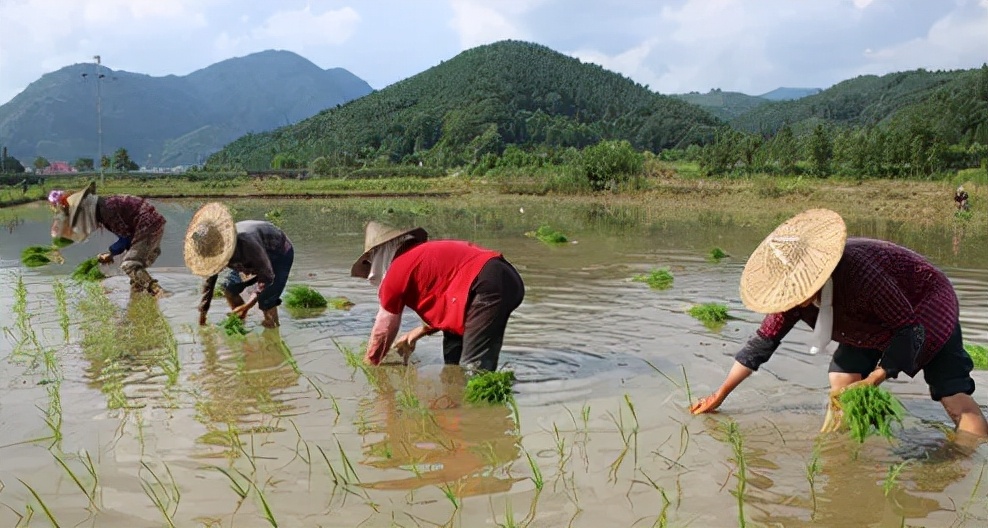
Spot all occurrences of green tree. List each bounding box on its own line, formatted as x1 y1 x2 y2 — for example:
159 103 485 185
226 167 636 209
74 157 95 171
271 153 301 169
33 156 50 171
112 148 138 171
1 154 25 173
807 124 833 177
310 156 334 176
768 125 799 174
580 139 644 190
100 155 111 170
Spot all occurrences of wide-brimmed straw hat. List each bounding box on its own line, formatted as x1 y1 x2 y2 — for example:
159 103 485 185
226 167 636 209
184 202 238 277
350 221 428 278
66 182 97 226
739 208 847 314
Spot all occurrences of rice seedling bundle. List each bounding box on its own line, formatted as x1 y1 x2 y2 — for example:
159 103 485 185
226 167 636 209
632 268 674 290
52 237 75 248
708 247 729 261
22 245 56 267
72 258 106 281
526 225 568 245
837 385 904 443
284 285 328 309
688 303 729 324
220 313 249 336
464 370 515 404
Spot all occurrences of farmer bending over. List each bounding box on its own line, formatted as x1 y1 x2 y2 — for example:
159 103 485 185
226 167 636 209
955 186 970 211
352 222 525 371
185 202 294 328
50 182 165 295
690 208 988 439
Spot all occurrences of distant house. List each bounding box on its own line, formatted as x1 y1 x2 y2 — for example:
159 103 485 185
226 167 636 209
40 161 77 174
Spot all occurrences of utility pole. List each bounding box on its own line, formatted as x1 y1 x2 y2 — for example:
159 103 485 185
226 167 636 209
94 55 104 184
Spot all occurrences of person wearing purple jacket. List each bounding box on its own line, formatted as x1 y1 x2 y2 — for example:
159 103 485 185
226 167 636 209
184 202 294 328
50 182 166 295
690 208 988 439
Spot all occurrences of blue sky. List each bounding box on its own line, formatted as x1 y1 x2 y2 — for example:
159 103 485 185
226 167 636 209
0 0 986 105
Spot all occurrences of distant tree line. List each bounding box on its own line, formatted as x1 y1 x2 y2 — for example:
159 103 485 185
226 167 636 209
1 147 139 174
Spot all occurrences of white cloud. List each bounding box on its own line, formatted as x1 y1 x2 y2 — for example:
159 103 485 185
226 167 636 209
447 0 536 49
862 0 988 71
251 5 360 47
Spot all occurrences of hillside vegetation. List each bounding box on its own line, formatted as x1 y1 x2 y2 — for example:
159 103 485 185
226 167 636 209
0 50 372 166
206 40 723 171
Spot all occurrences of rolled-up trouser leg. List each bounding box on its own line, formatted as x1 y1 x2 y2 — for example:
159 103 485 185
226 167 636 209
459 257 525 372
120 227 164 294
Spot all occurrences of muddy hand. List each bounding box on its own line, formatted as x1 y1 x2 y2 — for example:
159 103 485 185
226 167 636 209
394 340 415 365
690 393 723 414
97 252 114 264
820 393 844 433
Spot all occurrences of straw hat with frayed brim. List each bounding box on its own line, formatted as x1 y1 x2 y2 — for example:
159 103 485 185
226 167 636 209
67 181 97 226
350 221 428 278
184 202 238 277
740 208 847 314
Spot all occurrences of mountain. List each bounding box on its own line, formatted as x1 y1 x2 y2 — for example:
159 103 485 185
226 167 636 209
0 50 372 167
757 87 822 101
671 89 769 121
207 40 723 170
731 69 967 135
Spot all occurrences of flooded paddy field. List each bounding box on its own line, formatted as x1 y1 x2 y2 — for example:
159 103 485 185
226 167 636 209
1 196 987 527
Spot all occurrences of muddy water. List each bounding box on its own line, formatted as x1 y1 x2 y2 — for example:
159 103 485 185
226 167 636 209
0 196 987 527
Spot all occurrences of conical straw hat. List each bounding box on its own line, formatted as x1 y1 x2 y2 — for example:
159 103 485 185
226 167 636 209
350 221 428 278
67 181 97 226
740 208 847 314
184 202 237 277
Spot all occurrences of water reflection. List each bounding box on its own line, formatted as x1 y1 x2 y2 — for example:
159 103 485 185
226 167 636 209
192 327 301 444
79 289 180 410
358 365 523 495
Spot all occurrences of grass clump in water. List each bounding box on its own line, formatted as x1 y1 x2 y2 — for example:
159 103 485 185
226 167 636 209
632 268 674 290
284 285 328 309
688 303 729 328
328 296 355 310
22 245 57 267
525 225 568 245
967 343 988 370
220 313 249 337
708 247 729 261
837 385 904 443
72 257 106 281
464 370 516 404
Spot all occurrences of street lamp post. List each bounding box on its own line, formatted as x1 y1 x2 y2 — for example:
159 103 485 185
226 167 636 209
94 55 104 184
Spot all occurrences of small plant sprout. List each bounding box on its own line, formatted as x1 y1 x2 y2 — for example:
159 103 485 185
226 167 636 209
806 443 822 517
724 420 748 528
525 225 568 245
632 268 674 290
439 482 460 510
688 302 729 330
883 461 910 496
523 449 544 491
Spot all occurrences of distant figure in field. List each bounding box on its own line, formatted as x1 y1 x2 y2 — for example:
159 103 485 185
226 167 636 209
954 186 969 211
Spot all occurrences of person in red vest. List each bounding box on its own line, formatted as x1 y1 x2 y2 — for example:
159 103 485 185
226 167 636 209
352 222 525 372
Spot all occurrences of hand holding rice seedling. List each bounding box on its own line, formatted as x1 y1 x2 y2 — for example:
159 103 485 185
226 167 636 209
827 384 904 443
464 370 516 404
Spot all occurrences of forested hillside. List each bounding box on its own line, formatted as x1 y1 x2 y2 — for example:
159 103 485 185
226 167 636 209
206 40 723 171
672 89 769 121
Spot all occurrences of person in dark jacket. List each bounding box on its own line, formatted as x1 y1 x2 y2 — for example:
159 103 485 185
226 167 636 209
50 182 165 295
184 202 294 328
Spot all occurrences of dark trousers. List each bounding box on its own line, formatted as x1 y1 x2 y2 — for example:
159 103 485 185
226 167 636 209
442 257 525 372
223 247 294 311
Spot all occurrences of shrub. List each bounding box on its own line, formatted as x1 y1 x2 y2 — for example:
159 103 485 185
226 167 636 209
580 140 644 191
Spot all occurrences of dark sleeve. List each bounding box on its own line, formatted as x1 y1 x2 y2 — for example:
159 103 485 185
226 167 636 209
735 334 782 371
108 236 131 256
199 275 218 315
880 324 925 379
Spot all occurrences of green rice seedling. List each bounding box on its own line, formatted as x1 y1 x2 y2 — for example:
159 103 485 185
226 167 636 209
967 343 988 370
264 208 283 225
681 365 693 407
328 296 355 310
284 285 328 309
523 449 544 491
71 258 106 282
708 247 729 262
639 470 671 528
525 225 568 245
688 302 729 329
255 478 279 527
805 443 822 517
439 483 460 510
52 452 99 510
139 461 180 528
837 385 904 443
724 420 748 528
52 237 74 248
464 370 516 404
52 280 70 343
496 500 518 528
220 313 249 337
883 461 909 497
18 479 60 527
210 466 250 500
396 390 424 414
21 245 56 267
632 268 674 290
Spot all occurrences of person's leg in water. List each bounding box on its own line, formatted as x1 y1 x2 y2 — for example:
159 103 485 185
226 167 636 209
257 247 294 328
121 227 164 296
923 324 988 442
459 258 525 373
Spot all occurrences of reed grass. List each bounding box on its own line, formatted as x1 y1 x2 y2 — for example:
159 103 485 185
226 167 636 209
632 268 674 290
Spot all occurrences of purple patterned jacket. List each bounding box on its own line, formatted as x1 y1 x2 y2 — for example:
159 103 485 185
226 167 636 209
735 238 958 377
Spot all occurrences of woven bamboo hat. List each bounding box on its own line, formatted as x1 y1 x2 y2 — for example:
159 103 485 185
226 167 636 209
739 208 847 314
184 202 237 277
67 181 97 226
350 221 428 278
